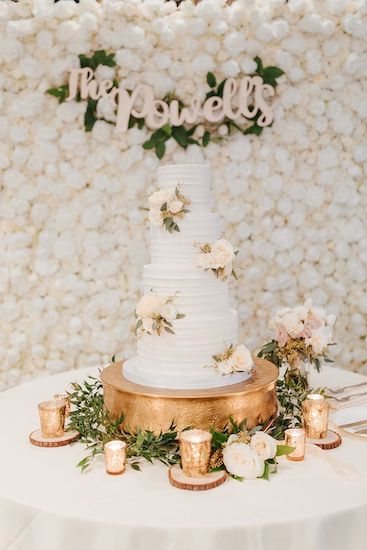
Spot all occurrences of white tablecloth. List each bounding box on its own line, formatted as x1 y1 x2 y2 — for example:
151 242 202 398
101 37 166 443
0 366 367 550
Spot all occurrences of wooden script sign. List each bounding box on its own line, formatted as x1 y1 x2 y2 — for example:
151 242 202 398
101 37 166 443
67 68 275 132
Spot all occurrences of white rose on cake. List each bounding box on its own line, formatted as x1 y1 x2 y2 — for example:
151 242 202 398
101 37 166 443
136 292 162 318
198 252 214 270
161 303 177 321
142 317 155 334
168 199 183 214
217 357 235 375
223 442 264 479
231 344 254 372
149 188 172 209
210 239 235 268
250 432 277 460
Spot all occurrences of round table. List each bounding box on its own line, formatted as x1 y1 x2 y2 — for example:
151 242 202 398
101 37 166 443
0 366 366 550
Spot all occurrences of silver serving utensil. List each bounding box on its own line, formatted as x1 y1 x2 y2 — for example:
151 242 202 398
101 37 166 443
330 391 367 403
339 419 367 429
327 381 367 395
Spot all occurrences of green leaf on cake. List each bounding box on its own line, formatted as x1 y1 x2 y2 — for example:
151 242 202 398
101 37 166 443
160 202 167 212
176 313 185 319
164 326 175 335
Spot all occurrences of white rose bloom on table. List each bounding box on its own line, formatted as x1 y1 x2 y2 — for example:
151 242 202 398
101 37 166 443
136 292 163 318
211 239 235 268
231 344 254 372
306 325 333 355
223 442 264 479
281 311 304 338
250 431 277 460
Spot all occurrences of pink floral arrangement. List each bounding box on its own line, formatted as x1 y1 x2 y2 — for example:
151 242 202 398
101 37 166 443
259 299 336 372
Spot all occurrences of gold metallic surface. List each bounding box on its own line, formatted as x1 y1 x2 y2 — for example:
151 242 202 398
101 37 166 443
179 429 212 477
302 394 330 439
285 428 305 461
101 358 278 433
38 399 66 438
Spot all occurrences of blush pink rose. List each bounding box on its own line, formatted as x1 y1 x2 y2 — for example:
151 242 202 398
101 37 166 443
275 323 290 348
302 314 323 338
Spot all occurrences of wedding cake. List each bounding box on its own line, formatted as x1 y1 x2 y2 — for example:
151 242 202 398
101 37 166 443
124 164 254 390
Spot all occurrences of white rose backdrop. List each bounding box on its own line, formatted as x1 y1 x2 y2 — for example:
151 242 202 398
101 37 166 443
0 0 366 389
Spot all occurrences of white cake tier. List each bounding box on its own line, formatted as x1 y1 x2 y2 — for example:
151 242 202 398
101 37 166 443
124 308 251 389
157 164 211 213
150 213 222 265
142 264 231 315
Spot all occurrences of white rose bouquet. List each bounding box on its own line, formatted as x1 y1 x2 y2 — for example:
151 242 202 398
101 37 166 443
209 419 294 481
208 343 254 375
135 291 185 337
197 239 239 280
146 185 190 233
258 299 336 382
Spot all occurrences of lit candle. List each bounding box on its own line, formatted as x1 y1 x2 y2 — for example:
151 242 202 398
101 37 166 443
38 399 66 438
302 394 329 439
54 393 71 417
104 440 126 475
179 429 212 477
284 428 305 461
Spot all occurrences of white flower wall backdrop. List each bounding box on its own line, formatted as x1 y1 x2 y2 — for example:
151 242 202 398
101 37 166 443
0 0 366 389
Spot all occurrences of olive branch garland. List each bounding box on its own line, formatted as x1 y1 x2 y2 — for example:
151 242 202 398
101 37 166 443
47 51 284 159
67 351 309 475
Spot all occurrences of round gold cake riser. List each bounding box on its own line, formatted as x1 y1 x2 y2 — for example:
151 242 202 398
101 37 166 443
101 358 278 434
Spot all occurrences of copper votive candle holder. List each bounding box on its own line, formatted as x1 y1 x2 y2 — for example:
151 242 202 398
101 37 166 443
38 399 66 438
302 394 330 439
284 428 305 461
54 393 70 417
179 429 212 477
104 440 126 475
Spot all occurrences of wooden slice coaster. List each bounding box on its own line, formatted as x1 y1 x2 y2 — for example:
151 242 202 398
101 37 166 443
169 464 227 491
307 429 342 450
29 429 80 448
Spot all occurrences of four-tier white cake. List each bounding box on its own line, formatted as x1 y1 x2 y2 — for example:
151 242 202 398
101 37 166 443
124 164 253 390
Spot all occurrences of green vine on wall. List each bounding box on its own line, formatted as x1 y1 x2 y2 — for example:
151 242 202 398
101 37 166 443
47 51 284 159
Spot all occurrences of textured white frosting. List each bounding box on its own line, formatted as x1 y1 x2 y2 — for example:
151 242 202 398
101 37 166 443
124 164 251 390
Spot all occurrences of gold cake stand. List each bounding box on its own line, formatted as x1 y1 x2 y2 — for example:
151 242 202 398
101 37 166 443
101 358 279 433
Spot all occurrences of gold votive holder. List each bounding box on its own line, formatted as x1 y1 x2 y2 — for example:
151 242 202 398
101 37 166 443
179 429 212 477
284 428 305 461
54 393 70 417
302 394 330 439
38 399 66 438
104 440 126 475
